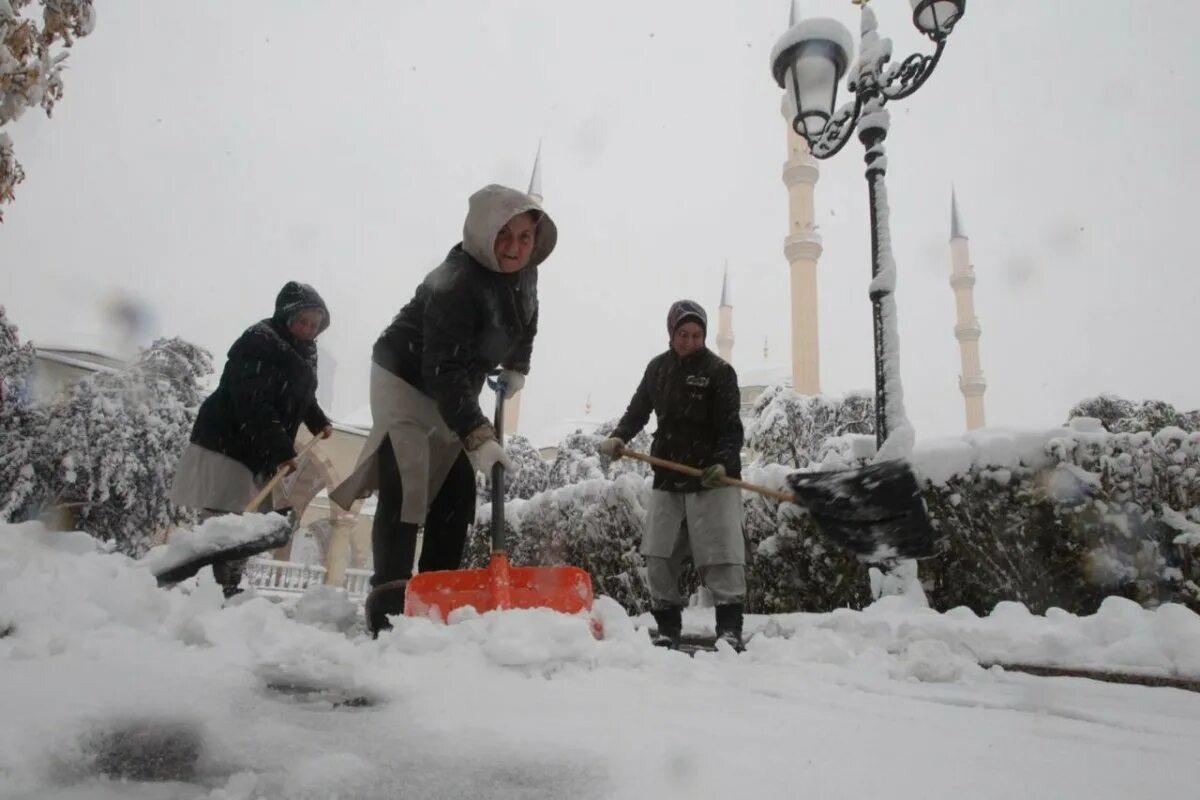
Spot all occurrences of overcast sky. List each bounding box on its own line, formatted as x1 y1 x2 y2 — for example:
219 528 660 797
3 0 1198 446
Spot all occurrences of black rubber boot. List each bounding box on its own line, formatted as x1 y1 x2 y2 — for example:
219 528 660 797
365 580 408 639
650 606 682 648
715 603 744 652
212 558 246 599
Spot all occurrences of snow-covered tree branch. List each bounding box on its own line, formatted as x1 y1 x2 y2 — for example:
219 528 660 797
0 0 96 220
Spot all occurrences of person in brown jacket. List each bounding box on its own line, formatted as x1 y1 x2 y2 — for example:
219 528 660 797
599 300 747 650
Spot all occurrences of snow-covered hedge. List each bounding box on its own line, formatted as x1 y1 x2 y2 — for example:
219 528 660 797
467 412 1200 617
918 421 1200 615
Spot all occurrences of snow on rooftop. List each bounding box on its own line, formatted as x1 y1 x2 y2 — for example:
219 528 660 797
32 344 127 373
738 364 792 388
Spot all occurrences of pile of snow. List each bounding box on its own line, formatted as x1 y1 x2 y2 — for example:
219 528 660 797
2 521 1199 798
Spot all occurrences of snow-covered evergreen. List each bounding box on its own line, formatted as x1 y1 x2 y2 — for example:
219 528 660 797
0 306 44 520
37 337 212 556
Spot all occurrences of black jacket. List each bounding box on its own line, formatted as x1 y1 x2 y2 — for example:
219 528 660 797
612 347 743 492
372 245 537 439
191 282 331 476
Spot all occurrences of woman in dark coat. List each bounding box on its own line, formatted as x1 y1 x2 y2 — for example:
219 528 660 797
170 281 332 596
331 184 557 635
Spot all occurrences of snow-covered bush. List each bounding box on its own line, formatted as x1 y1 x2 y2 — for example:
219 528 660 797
741 466 872 614
503 434 550 500
37 337 212 556
1067 393 1198 436
545 422 650 490
476 433 550 504
746 386 874 468
1 0 96 219
469 473 653 612
546 431 605 489
921 425 1200 615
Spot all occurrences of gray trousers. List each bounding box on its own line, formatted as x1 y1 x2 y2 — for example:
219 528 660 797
644 488 746 607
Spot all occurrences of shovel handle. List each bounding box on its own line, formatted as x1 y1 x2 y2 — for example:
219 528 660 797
492 383 507 553
620 449 794 504
244 434 324 513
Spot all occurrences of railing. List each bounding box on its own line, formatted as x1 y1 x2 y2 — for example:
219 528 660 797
245 558 327 595
343 568 372 600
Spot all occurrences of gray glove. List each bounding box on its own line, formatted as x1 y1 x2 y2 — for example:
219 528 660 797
598 437 626 459
498 369 526 399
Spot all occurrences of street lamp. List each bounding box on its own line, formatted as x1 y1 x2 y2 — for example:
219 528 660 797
771 0 965 456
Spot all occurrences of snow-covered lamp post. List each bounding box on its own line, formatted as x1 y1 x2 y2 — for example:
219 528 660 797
770 0 965 457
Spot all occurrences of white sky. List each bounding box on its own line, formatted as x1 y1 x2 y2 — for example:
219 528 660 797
3 0 1198 445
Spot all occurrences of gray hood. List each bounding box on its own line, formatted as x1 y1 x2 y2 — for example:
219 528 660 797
461 184 558 273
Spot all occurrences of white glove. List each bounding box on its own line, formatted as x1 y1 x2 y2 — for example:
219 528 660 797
498 369 525 398
598 437 625 458
467 438 513 474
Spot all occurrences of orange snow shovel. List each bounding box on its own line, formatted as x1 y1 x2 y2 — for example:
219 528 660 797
404 380 594 621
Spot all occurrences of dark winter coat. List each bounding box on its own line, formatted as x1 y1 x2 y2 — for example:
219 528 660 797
612 347 743 493
190 282 331 476
371 184 558 440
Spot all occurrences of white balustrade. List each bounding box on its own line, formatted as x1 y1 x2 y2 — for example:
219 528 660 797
245 558 327 596
342 568 373 600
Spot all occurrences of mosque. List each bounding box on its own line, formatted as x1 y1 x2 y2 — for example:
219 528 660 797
520 94 988 455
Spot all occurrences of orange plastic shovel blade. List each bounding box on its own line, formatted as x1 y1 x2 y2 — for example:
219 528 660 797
404 554 594 622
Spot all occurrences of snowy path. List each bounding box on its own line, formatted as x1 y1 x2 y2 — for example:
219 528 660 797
2 522 1199 799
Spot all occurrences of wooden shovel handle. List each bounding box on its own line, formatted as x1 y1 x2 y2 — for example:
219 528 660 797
244 434 325 513
621 449 793 504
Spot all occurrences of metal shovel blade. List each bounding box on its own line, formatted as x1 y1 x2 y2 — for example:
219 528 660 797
787 460 938 561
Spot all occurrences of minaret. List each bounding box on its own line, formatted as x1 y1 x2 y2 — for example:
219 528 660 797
716 263 734 363
949 188 986 430
527 139 543 204
780 1 823 395
502 142 543 438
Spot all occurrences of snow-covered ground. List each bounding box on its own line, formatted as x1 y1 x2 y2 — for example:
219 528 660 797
2 520 1199 800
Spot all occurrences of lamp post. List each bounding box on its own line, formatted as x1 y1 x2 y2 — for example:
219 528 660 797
771 0 965 456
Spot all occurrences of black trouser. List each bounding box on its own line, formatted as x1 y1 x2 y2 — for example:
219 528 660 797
371 435 474 587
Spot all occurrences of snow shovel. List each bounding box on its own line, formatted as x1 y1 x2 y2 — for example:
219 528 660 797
152 436 323 587
621 450 937 562
404 380 595 622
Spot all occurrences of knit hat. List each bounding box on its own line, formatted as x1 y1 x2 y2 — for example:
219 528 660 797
273 281 330 334
666 299 707 336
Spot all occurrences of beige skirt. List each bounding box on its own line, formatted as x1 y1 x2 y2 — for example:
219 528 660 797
329 363 463 525
169 443 278 513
